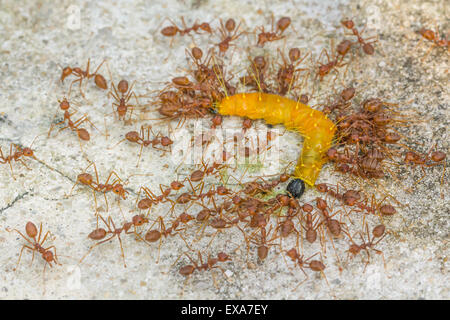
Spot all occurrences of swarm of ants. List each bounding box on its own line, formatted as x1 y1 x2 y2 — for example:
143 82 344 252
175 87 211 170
2 14 447 297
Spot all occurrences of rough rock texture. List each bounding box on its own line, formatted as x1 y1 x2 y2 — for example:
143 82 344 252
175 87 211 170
0 0 448 299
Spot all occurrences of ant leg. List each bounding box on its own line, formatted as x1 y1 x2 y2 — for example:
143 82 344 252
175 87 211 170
421 43 436 62
136 144 144 167
8 145 16 180
79 234 116 264
14 245 34 271
68 77 83 98
116 235 127 268
92 59 106 76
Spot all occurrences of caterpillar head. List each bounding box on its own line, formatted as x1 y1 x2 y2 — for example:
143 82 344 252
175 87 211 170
286 178 305 198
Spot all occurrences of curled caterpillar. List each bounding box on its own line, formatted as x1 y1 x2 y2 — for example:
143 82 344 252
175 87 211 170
217 92 336 186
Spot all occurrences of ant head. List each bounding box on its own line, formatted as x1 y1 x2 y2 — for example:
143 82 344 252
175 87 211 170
118 80 129 94
341 19 354 29
42 250 54 263
113 183 126 198
348 244 361 254
200 22 212 33
315 183 328 193
59 98 70 110
61 67 72 82
160 136 173 147
132 214 148 226
22 147 34 158
217 252 230 262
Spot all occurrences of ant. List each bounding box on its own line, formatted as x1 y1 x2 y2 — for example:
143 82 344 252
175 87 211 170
47 98 98 152
60 59 108 98
417 25 449 61
175 250 231 294
240 225 279 261
178 250 231 276
314 42 349 82
344 223 387 271
404 145 446 196
284 247 327 290
241 55 271 93
80 214 149 268
161 17 212 38
341 19 377 55
68 162 128 214
108 79 139 122
217 18 244 55
300 204 321 244
111 125 173 167
186 47 216 85
0 142 38 180
321 87 355 114
144 215 192 263
7 222 60 271
256 16 291 47
276 47 310 95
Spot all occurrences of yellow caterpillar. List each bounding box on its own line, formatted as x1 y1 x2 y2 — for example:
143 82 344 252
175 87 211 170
217 92 336 187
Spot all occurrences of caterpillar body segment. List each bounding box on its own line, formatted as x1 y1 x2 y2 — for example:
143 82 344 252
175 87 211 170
217 92 336 186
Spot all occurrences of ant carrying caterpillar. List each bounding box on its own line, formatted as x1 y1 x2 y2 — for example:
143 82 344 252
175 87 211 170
216 92 336 192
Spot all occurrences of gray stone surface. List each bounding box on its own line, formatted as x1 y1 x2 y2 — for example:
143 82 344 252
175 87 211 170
0 0 448 299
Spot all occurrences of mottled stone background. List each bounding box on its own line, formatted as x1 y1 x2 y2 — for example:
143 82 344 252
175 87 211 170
0 0 448 299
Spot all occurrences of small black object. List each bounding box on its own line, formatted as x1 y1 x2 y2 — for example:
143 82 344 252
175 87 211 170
286 178 305 198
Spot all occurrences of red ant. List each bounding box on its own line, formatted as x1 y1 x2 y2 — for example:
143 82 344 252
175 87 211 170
60 59 108 98
240 225 279 261
7 222 60 271
186 47 215 85
161 17 212 38
276 47 310 95
135 183 176 214
256 16 291 47
68 162 128 214
315 43 349 82
417 25 449 60
111 125 173 167
241 55 271 93
344 223 387 271
47 98 97 151
0 142 39 180
217 18 244 55
178 250 231 276
144 215 193 263
175 250 231 294
108 79 139 122
284 247 327 290
300 204 321 244
404 145 446 196
80 214 149 268
341 19 377 55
